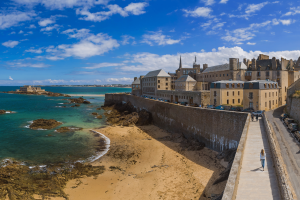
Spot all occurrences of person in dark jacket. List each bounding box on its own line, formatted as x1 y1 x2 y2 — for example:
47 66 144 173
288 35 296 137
256 114 258 121
251 114 254 121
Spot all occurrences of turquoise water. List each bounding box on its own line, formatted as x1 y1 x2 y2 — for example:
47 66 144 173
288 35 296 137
0 86 131 165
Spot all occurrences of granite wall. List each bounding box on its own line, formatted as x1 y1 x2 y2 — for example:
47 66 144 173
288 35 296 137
105 93 249 152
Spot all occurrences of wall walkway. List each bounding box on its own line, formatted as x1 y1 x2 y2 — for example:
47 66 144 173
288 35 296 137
235 119 281 199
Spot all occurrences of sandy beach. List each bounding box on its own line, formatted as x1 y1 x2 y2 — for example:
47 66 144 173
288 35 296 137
53 125 226 200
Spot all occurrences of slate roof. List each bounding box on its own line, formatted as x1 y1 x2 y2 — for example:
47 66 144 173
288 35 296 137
202 62 247 73
175 75 196 82
144 69 171 78
132 78 140 85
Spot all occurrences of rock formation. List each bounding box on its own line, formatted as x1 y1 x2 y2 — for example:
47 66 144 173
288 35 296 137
69 97 91 104
56 126 83 133
103 102 152 126
0 110 13 114
29 119 63 130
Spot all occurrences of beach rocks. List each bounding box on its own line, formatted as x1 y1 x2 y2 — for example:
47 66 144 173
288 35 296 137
69 97 91 104
0 110 6 114
29 119 63 130
56 126 83 133
96 107 102 110
92 112 98 115
71 104 80 107
103 102 152 126
97 115 103 119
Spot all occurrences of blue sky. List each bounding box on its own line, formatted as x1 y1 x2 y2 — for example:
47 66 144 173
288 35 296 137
1 0 300 85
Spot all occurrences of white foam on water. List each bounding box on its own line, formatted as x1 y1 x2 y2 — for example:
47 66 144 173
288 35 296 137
77 130 110 163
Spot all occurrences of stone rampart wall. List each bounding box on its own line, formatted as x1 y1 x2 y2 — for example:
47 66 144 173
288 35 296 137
105 93 248 152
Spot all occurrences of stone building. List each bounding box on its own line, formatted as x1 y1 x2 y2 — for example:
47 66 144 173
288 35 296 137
175 75 197 91
196 58 247 90
243 80 279 111
156 90 210 106
210 81 244 107
176 56 201 80
141 69 171 97
243 54 300 106
132 77 140 90
17 86 45 93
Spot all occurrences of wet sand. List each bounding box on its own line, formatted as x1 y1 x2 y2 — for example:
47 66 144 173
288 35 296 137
53 125 226 200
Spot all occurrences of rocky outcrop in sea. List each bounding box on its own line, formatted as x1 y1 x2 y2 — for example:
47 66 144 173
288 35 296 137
29 119 63 130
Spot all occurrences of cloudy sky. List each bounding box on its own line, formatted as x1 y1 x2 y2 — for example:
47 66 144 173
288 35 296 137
1 0 300 85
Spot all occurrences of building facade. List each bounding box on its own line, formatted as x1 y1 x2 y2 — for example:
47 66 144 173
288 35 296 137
17 86 45 93
243 80 279 111
141 69 171 97
210 81 244 107
132 77 141 90
175 75 197 91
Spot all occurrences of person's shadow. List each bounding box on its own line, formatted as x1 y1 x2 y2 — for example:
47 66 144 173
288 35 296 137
250 167 262 172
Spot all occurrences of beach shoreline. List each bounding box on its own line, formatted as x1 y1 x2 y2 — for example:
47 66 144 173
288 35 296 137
55 125 226 200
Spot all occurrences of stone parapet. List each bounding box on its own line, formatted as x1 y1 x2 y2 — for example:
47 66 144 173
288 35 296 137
222 115 250 200
263 114 296 200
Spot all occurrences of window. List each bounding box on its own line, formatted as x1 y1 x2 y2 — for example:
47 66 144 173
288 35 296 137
158 80 160 83
232 84 235 88
257 72 261 77
238 99 240 103
233 99 235 104
226 83 229 88
266 71 269 76
233 91 235 96
216 74 218 77
238 91 240 95
273 100 274 105
276 100 277 104
227 74 229 76
227 100 229 104
227 92 229 96
158 85 160 88
249 92 253 99
249 102 253 108
265 102 267 107
214 83 217 88
285 87 287 92
272 92 274 97
265 93 267 98
249 83 253 89
264 84 267 89
223 74 225 77
166 83 168 86
269 92 271 97
276 92 277 96
214 91 217 96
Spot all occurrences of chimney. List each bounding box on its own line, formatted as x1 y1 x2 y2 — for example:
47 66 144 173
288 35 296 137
272 57 277 70
243 58 247 65
203 64 208 71
229 58 239 70
134 77 137 81
252 58 256 70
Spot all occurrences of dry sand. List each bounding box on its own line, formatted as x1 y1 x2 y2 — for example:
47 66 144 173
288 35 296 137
54 125 226 200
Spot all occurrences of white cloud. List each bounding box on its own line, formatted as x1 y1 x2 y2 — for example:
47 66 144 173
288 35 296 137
212 22 226 30
10 31 16 34
27 24 36 29
0 11 36 29
279 19 294 25
38 18 55 26
247 42 256 45
121 35 135 45
183 7 213 18
45 32 119 59
7 62 49 68
220 0 228 4
25 48 43 54
62 28 90 38
119 47 300 72
106 77 132 82
201 0 215 6
76 2 149 22
40 24 60 32
141 31 181 46
282 6 300 16
83 63 123 69
2 40 20 48
12 0 109 10
9 76 13 81
245 2 269 14
18 30 24 34
222 20 273 43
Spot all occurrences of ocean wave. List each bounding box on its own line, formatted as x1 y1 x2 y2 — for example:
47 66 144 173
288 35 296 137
58 103 64 104
77 130 110 163
37 128 47 131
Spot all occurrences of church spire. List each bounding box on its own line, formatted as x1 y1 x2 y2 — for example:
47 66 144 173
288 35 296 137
195 56 197 64
179 56 182 69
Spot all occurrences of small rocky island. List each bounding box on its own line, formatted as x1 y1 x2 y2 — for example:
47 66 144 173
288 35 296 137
29 119 63 130
0 110 14 114
56 126 83 133
2 85 71 97
69 97 91 104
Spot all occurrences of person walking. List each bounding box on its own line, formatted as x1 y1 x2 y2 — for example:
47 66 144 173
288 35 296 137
256 114 258 121
260 149 266 171
251 113 254 121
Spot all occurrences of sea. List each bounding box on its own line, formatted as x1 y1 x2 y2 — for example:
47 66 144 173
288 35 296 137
0 86 131 166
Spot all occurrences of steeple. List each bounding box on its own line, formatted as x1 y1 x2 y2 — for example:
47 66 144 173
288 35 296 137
195 56 196 64
179 56 182 69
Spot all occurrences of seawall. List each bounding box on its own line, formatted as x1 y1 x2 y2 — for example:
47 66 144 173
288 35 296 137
105 93 249 152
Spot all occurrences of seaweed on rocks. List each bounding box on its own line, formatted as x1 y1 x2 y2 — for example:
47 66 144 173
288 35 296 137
0 160 105 200
30 119 62 130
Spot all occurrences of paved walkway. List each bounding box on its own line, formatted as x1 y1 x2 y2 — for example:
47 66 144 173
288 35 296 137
235 119 281 200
